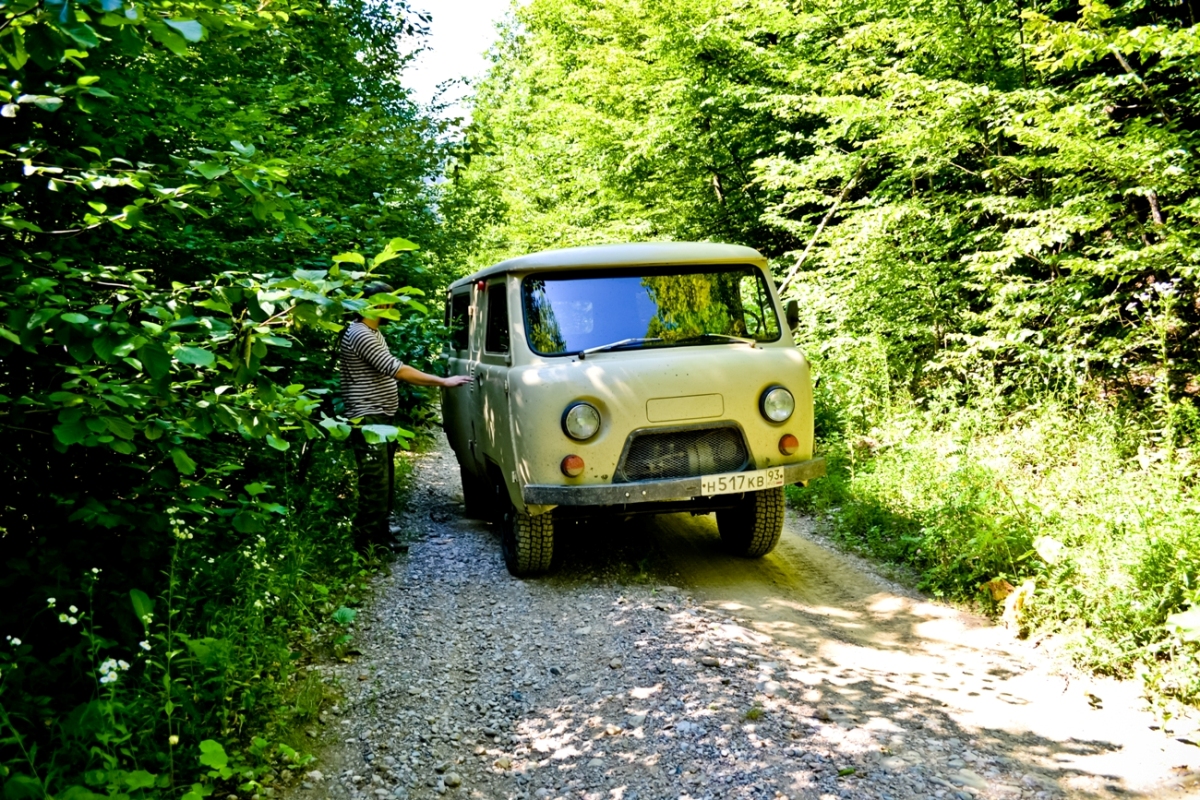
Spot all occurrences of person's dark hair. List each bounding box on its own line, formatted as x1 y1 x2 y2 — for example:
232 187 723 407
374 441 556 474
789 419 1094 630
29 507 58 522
363 281 394 298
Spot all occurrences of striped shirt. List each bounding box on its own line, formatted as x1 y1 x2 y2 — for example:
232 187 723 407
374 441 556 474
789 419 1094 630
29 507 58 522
339 322 403 418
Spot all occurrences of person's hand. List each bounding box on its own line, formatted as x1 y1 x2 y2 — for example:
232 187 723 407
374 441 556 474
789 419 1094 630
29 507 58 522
442 375 473 388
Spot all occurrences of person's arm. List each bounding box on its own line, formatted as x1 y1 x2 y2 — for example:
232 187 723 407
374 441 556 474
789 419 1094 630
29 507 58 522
395 364 472 389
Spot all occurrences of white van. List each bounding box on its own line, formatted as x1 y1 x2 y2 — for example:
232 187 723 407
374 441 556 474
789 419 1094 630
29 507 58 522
441 242 824 576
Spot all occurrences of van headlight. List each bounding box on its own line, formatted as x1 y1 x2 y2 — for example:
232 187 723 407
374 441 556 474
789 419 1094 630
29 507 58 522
760 386 795 423
562 402 601 440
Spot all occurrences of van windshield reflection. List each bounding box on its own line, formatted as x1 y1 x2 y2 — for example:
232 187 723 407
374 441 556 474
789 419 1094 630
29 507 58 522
522 265 781 356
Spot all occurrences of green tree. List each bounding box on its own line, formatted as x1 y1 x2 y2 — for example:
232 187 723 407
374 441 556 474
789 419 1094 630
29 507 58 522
0 0 456 791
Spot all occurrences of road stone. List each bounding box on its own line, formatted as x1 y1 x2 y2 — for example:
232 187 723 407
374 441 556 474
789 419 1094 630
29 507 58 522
275 435 1077 800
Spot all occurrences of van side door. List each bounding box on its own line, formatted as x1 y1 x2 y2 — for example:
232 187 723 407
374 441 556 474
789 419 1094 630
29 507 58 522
478 279 517 497
441 288 476 465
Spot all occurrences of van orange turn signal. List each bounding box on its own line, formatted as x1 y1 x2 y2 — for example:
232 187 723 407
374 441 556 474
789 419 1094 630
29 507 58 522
561 454 585 477
778 434 799 456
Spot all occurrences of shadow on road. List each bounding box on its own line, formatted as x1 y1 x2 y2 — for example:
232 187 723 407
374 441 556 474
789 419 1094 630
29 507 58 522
506 509 1197 799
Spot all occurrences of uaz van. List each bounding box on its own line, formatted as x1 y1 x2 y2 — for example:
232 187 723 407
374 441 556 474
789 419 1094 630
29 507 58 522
441 243 824 576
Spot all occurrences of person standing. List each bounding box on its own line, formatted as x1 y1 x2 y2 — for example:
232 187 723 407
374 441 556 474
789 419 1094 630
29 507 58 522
340 281 471 547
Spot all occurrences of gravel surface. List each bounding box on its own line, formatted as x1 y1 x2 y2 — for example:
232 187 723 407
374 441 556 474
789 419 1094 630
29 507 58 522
283 437 1200 800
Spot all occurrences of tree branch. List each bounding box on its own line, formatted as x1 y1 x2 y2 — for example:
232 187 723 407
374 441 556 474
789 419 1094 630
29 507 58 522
1110 46 1171 123
0 3 41 36
1147 190 1164 226
778 159 868 296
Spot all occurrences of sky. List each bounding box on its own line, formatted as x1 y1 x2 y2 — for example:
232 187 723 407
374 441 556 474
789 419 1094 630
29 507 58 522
405 0 515 117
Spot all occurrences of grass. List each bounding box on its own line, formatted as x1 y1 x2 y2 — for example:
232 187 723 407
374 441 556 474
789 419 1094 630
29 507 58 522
789 399 1200 720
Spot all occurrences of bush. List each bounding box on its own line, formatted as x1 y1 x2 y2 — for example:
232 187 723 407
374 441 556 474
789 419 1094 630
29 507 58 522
0 244 445 796
791 400 1200 714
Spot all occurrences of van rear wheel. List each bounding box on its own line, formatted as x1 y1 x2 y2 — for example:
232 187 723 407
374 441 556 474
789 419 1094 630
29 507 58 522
501 505 554 576
716 486 785 557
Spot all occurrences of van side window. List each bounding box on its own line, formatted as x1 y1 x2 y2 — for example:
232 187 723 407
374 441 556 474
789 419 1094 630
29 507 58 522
449 292 470 352
485 283 509 354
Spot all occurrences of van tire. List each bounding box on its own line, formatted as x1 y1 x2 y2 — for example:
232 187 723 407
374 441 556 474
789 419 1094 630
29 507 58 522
716 486 784 557
460 467 491 520
501 506 554 576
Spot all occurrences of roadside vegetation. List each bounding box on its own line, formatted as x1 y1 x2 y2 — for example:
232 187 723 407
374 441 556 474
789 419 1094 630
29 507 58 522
450 0 1200 724
0 0 461 796
3 0 1198 795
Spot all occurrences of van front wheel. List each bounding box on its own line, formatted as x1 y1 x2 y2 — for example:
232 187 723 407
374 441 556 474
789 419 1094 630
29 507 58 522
716 486 785 557
501 506 554 576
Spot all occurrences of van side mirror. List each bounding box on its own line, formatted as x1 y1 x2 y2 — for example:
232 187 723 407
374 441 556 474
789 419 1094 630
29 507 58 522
785 299 799 331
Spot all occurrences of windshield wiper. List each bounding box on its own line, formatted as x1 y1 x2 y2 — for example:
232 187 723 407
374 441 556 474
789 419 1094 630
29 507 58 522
672 333 758 347
578 337 662 358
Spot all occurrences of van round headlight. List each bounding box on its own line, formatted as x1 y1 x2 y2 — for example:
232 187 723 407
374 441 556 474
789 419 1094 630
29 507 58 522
760 386 795 423
562 402 601 440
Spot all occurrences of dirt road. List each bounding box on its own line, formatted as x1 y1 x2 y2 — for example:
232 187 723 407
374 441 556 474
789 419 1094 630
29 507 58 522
287 439 1200 800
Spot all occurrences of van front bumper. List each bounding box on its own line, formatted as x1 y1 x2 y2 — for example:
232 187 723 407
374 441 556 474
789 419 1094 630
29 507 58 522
522 457 825 507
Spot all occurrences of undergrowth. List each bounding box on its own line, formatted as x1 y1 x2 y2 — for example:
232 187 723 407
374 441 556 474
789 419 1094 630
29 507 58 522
0 315 440 799
0 440 394 800
789 399 1200 723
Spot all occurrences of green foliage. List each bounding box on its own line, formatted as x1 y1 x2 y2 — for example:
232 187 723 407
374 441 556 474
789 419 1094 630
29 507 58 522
458 0 1199 401
0 0 458 792
790 401 1200 714
455 0 1200 715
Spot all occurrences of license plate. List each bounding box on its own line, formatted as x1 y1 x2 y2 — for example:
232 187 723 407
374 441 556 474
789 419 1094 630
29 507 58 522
700 467 785 496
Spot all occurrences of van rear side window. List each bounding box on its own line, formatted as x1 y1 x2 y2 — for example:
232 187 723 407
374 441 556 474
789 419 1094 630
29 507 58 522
448 292 469 352
485 284 509 354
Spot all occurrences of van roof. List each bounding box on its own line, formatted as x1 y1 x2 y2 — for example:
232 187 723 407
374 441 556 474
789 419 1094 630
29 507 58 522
447 242 767 290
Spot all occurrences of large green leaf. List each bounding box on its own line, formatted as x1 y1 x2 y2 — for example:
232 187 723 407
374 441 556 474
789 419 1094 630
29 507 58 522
138 342 171 380
123 771 157 790
197 740 228 769
129 589 154 632
170 447 197 475
196 162 228 180
360 423 414 445
174 346 215 367
53 419 90 445
164 19 205 42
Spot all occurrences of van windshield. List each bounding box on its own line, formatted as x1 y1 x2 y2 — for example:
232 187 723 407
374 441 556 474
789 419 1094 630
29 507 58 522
522 265 781 356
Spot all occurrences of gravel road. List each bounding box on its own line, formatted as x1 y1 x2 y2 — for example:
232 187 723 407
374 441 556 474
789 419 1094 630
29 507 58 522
284 436 1200 800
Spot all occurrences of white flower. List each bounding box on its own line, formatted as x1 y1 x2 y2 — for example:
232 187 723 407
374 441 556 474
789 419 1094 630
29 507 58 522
117 660 130 671
91 567 101 574
58 613 68 623
139 640 151 651
68 617 77 626
169 735 179 746
47 598 56 608
9 638 20 647
98 658 122 684
68 605 78 614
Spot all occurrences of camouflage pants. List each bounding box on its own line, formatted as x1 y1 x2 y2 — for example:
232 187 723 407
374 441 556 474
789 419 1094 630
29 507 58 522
351 414 396 546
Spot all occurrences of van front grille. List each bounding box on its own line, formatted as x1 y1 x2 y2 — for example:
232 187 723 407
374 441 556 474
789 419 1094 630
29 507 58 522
616 426 749 482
